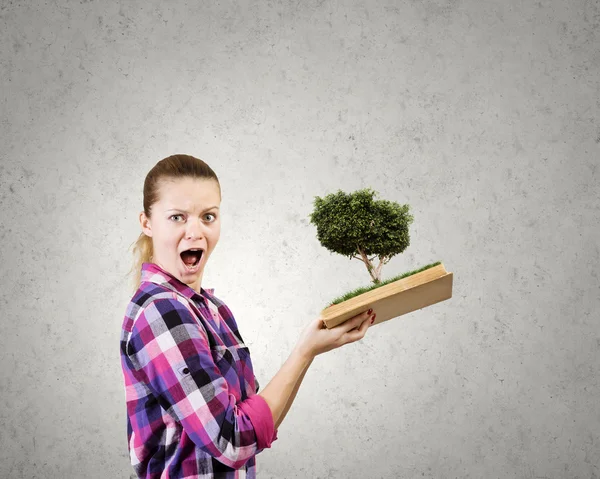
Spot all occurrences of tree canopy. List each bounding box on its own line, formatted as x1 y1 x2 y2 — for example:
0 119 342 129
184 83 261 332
309 188 414 283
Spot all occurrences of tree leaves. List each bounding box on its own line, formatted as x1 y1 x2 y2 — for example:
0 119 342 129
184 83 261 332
308 187 414 261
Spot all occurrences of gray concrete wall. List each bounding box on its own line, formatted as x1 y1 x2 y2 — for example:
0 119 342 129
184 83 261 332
1 0 598 477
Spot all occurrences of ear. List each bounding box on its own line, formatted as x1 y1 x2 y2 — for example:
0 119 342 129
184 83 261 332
139 211 153 237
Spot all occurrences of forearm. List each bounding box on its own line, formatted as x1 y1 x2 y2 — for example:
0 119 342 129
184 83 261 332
258 347 313 428
258 310 372 430
274 356 313 429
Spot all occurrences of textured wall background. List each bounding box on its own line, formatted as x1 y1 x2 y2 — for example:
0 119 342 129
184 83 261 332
1 0 598 478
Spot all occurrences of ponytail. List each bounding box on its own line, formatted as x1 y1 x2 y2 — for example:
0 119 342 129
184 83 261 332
128 232 153 293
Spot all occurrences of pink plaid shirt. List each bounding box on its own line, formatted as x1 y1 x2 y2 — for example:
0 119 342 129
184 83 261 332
120 263 277 478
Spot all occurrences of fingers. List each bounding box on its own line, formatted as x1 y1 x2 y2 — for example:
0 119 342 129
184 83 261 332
342 317 370 344
335 308 373 344
339 308 373 333
341 319 371 344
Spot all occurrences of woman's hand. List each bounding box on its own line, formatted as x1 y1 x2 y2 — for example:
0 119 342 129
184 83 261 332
294 309 375 359
259 309 375 429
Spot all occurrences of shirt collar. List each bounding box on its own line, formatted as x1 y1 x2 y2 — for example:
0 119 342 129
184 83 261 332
140 262 215 301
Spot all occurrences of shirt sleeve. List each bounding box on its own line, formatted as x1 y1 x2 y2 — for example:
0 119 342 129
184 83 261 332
125 296 276 469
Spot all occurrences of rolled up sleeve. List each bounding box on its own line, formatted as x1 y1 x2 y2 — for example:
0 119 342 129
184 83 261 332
238 394 277 449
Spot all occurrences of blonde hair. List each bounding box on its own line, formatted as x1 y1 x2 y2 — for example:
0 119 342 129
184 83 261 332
128 154 221 291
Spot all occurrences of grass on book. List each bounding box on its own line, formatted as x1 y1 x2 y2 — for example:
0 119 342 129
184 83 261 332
327 261 442 306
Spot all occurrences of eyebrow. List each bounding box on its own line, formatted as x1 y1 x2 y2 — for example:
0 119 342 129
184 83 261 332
165 206 220 214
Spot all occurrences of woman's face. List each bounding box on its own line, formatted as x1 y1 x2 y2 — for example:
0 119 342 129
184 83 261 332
140 177 221 292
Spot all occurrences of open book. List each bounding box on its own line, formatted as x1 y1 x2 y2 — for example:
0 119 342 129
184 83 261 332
320 263 453 329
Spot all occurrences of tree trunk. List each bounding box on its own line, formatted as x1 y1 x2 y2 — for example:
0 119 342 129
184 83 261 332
374 256 386 282
357 246 381 284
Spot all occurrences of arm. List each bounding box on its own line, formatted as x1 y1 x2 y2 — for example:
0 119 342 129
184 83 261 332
259 349 313 429
274 356 313 429
259 310 373 429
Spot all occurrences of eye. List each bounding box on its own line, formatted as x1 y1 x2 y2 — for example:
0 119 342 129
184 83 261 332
170 214 184 222
205 213 217 222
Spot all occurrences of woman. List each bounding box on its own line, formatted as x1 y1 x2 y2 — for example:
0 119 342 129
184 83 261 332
120 154 376 478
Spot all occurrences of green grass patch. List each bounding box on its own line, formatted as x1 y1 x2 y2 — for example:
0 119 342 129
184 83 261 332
327 261 442 306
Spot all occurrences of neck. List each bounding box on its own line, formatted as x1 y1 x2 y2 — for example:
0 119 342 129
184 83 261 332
191 271 203 293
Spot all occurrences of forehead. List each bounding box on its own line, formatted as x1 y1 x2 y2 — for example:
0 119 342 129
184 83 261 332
156 177 221 209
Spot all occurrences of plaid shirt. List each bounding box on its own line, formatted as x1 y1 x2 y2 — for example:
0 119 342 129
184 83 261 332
120 263 277 478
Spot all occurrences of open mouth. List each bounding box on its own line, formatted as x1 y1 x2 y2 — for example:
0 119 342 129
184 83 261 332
180 249 204 269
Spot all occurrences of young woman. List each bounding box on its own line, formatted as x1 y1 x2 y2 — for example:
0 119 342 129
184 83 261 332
120 154 376 478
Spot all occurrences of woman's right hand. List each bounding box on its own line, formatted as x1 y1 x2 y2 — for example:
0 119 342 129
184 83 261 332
294 309 375 359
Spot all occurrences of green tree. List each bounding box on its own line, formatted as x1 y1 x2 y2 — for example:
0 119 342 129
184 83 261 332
309 188 414 284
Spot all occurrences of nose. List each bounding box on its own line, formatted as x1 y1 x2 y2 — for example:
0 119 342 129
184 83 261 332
186 218 204 240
